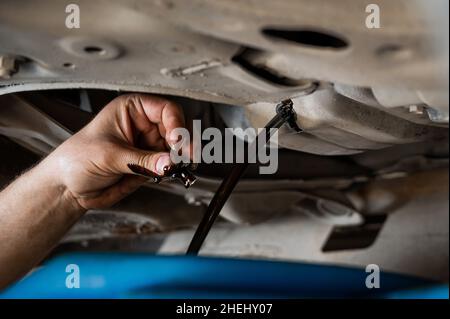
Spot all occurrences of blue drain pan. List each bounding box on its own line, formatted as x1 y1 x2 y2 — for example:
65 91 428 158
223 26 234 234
1 252 447 299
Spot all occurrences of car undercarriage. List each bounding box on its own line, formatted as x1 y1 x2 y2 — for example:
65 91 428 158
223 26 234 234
0 0 448 289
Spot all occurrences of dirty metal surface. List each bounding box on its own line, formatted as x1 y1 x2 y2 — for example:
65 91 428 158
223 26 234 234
158 168 449 281
0 1 448 281
0 0 448 105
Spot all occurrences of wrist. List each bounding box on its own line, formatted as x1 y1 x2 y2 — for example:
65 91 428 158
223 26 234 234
33 158 87 216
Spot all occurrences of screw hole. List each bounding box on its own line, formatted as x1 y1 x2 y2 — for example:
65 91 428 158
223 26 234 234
62 62 75 69
83 46 106 55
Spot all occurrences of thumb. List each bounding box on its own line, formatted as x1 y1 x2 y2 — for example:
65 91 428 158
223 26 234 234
116 146 172 176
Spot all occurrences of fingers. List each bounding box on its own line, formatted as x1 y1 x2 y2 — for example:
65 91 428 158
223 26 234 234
114 145 172 176
124 94 186 148
56 94 191 211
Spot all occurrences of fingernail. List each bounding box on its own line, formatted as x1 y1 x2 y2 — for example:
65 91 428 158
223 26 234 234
156 154 171 175
168 130 181 145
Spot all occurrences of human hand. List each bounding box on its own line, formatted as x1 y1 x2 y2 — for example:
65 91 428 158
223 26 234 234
41 93 186 210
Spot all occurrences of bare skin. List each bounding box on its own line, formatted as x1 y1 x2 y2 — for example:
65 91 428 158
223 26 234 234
0 93 187 289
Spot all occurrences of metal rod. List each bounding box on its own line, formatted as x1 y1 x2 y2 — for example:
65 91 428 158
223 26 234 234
186 99 297 255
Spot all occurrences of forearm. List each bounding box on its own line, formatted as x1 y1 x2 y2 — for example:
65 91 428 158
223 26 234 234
0 160 86 289
0 94 184 290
